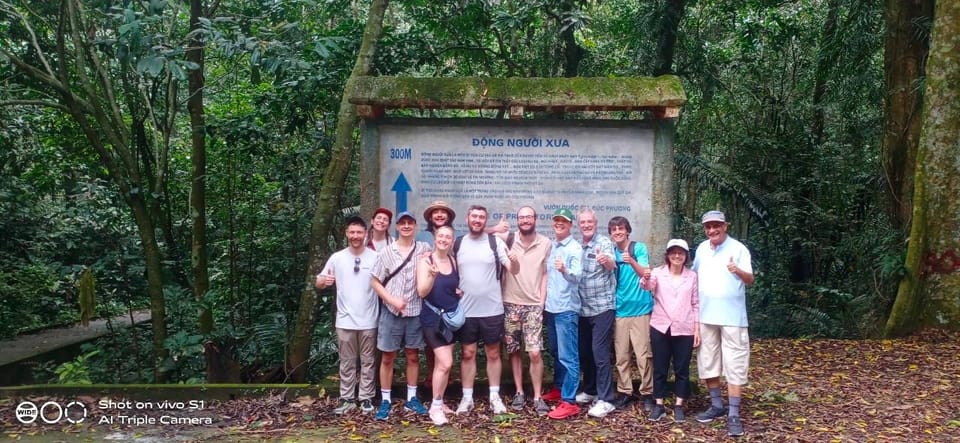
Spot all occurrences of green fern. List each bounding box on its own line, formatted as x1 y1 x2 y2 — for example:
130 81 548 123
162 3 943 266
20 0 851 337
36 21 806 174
674 151 773 224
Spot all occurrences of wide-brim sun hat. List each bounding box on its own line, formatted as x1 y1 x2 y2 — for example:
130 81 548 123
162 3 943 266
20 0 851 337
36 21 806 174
423 201 456 223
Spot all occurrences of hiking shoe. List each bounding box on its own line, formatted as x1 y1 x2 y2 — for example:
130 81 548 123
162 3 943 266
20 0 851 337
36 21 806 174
490 395 508 414
673 406 686 423
333 398 357 415
360 399 374 413
727 415 744 436
534 398 550 416
695 405 726 423
612 394 635 409
428 404 448 426
587 400 616 418
404 397 428 414
510 393 526 410
642 395 655 412
542 387 562 402
648 404 666 421
547 401 581 420
575 392 597 404
455 397 475 414
374 400 391 421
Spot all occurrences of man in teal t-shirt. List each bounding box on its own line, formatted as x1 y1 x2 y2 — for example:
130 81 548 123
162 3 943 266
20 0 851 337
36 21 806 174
608 216 654 411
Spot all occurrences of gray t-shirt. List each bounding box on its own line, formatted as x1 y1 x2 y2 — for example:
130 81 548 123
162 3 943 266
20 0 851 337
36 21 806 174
456 234 511 317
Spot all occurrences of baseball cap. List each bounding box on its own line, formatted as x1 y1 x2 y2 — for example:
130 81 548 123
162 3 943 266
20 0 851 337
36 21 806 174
701 210 726 224
373 207 393 222
552 208 575 222
396 211 417 223
666 238 689 252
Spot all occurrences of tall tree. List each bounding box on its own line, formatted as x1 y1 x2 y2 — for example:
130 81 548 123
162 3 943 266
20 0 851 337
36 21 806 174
558 0 586 77
0 0 179 380
886 1 960 336
287 0 390 382
653 0 685 76
880 0 933 231
811 0 842 146
185 0 223 381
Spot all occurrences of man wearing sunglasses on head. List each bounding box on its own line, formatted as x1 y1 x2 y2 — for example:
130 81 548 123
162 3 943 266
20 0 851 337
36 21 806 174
316 216 380 415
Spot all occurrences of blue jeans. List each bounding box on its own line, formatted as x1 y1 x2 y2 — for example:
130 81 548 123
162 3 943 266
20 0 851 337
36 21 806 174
545 310 580 403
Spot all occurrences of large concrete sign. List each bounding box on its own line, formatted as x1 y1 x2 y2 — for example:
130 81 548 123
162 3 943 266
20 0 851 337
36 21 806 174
362 119 674 249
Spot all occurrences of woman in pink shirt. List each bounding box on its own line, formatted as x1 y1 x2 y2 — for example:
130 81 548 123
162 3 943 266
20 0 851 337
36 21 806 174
640 239 700 423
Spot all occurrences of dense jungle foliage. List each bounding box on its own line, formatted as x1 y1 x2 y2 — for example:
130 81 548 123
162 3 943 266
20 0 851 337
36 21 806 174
0 0 933 383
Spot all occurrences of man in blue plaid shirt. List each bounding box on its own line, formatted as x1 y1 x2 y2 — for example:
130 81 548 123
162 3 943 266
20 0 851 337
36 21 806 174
575 208 618 418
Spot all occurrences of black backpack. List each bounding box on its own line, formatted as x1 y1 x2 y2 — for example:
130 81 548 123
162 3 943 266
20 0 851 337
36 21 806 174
626 240 638 262
454 233 510 281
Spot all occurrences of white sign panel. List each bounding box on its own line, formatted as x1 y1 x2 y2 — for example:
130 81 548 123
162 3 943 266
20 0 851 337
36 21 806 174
377 122 655 239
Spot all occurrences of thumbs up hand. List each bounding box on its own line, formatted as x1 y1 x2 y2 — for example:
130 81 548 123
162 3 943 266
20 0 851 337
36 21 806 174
316 268 335 288
596 248 611 267
492 217 510 234
727 256 738 275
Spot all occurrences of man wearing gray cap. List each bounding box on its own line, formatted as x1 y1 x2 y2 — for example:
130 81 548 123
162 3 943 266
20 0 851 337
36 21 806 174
692 210 754 437
370 211 433 420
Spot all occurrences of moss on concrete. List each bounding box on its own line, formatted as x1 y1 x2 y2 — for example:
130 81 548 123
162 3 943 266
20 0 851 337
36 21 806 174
349 76 686 111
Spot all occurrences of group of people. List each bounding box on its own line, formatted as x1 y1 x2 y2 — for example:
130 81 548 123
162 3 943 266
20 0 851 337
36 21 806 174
316 201 754 437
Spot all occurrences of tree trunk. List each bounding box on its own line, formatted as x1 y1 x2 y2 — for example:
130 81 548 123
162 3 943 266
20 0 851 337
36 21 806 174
125 193 170 382
560 0 584 77
811 0 841 146
885 1 960 337
186 0 224 382
880 0 933 231
653 0 685 76
287 0 390 383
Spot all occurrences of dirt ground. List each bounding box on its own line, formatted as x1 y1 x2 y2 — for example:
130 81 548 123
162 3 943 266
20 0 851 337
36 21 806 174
2 329 959 442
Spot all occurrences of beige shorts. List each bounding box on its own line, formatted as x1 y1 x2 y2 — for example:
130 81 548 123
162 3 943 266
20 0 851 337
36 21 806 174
697 324 750 386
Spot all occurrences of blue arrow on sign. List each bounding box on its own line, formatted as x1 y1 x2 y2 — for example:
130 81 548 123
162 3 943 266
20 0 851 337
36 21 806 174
391 172 411 213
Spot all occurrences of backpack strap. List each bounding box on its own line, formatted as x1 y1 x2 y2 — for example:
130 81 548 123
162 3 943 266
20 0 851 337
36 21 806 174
629 241 638 263
488 234 503 281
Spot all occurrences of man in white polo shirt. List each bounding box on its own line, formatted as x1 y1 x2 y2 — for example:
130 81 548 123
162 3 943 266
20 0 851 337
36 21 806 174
692 210 755 437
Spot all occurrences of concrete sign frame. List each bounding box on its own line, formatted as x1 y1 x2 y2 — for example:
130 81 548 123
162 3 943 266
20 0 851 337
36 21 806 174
360 117 676 253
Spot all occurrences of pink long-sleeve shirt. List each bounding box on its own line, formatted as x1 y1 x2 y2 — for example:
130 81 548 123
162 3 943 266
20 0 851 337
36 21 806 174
641 265 700 336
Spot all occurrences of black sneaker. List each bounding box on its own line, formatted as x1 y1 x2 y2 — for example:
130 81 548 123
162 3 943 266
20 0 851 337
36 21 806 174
727 415 744 436
673 405 686 423
695 405 726 423
611 394 635 409
648 404 666 421
360 399 374 413
641 395 655 412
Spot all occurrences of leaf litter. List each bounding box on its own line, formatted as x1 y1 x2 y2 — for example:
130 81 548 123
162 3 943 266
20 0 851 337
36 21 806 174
1 329 958 441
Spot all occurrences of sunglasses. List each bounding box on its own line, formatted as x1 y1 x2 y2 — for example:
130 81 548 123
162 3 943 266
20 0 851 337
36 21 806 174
354 257 361 274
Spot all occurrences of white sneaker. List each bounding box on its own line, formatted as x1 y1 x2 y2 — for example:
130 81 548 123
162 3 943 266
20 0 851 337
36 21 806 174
489 395 508 414
428 405 448 425
588 400 616 418
455 397 475 414
575 392 597 404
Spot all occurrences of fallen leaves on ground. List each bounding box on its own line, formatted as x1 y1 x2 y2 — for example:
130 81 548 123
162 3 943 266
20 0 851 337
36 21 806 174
2 329 958 442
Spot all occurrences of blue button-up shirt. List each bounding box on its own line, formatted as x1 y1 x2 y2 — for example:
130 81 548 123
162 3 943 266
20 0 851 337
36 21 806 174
546 236 583 314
